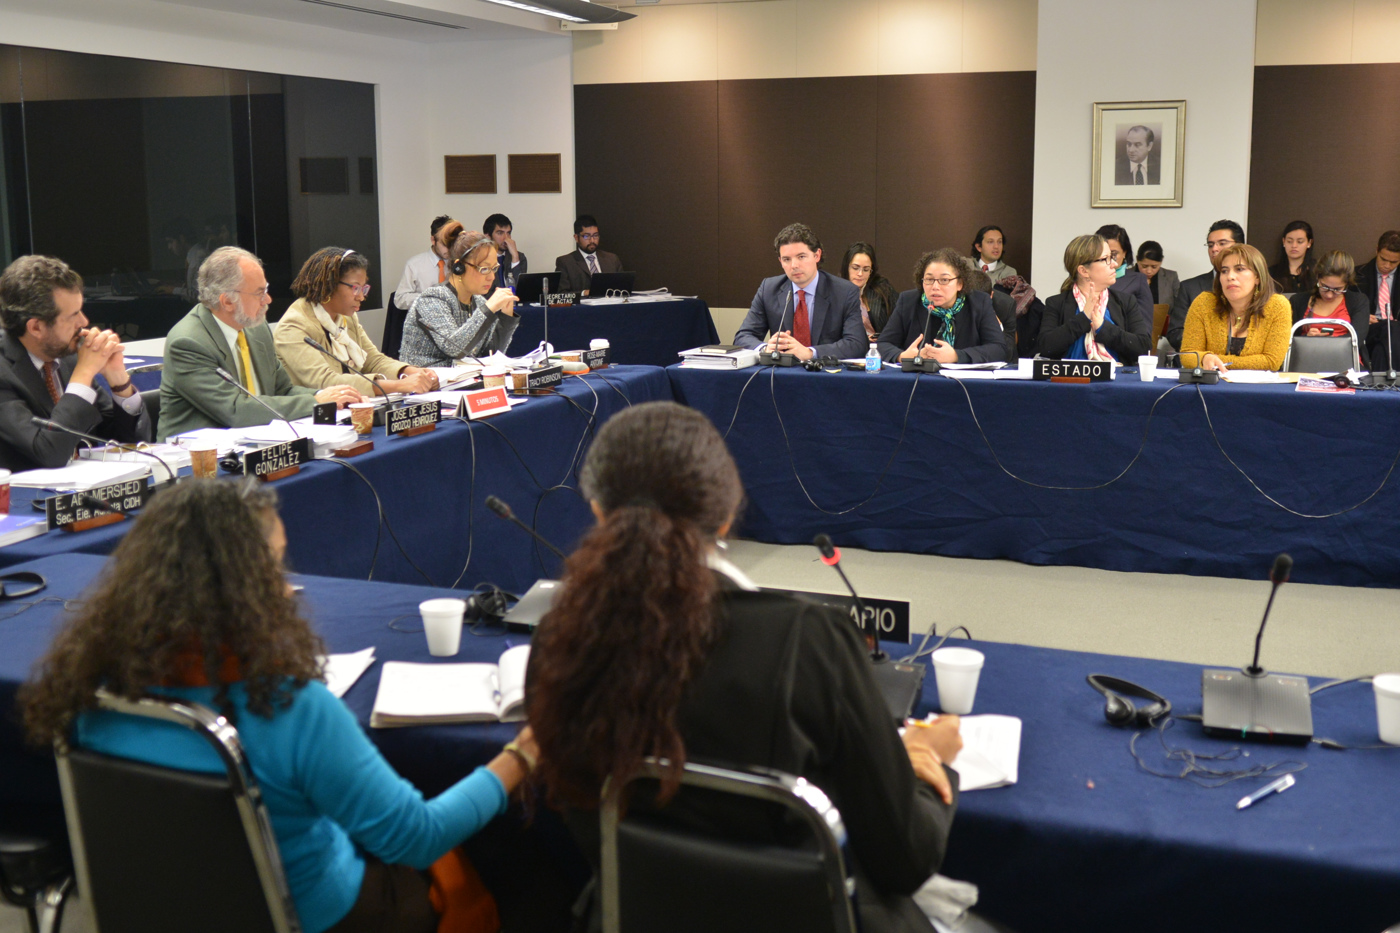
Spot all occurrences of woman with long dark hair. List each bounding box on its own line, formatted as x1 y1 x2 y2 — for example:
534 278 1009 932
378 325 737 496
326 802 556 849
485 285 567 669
1269 220 1315 295
527 401 963 933
1180 243 1291 371
841 241 899 340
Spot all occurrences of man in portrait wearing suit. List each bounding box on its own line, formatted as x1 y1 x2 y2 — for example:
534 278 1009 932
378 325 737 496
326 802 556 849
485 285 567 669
159 246 362 440
0 255 151 471
554 214 623 296
733 222 865 362
1114 125 1160 186
1357 230 1400 371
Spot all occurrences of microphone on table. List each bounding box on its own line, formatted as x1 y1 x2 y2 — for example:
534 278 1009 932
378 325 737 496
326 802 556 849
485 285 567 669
214 367 303 437
759 290 796 366
302 336 394 403
814 533 883 660
1247 553 1292 677
29 416 177 484
485 494 567 559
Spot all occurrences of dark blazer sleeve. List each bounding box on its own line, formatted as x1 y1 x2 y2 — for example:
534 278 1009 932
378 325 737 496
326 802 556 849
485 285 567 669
733 278 780 350
1156 268 1180 313
815 276 867 360
554 253 589 294
953 290 1010 364
600 251 623 275
1346 290 1371 350
1168 273 1209 351
876 290 921 362
1037 292 1087 359
1039 292 1150 361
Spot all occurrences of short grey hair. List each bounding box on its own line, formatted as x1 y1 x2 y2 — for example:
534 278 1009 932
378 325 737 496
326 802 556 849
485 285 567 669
198 246 261 309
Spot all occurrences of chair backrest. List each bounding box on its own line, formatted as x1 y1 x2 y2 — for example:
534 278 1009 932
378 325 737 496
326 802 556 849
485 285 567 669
1151 303 1170 345
600 758 857 933
55 690 301 933
1283 317 1361 373
381 292 406 359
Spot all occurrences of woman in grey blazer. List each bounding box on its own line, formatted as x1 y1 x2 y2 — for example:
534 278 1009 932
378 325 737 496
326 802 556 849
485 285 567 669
1134 240 1178 311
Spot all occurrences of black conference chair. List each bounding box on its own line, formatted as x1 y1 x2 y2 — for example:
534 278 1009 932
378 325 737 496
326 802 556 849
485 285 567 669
0 833 71 933
381 291 407 359
55 689 302 933
139 388 160 440
1283 317 1361 373
600 758 858 933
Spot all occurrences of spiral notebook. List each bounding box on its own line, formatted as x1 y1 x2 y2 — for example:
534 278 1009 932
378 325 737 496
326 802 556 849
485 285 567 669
370 644 530 727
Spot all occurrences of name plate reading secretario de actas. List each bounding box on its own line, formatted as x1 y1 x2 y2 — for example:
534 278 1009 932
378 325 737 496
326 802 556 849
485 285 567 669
526 364 564 394
46 478 152 530
1033 359 1115 383
386 400 441 437
243 437 313 480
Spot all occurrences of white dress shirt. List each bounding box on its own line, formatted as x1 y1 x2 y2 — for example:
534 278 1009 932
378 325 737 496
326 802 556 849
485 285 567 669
395 250 446 310
30 350 143 414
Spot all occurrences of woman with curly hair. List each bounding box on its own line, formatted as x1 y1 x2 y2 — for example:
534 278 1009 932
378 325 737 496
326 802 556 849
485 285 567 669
22 479 535 933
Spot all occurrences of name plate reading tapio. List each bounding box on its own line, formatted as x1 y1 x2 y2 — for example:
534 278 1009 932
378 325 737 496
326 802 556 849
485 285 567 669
46 478 152 529
583 347 611 370
243 437 312 478
462 386 512 420
525 364 564 394
761 587 911 643
1033 359 1115 382
386 400 442 437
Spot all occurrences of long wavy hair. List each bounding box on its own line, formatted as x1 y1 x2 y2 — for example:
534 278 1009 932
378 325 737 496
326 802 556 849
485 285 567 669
1211 243 1276 323
527 402 743 808
21 480 323 745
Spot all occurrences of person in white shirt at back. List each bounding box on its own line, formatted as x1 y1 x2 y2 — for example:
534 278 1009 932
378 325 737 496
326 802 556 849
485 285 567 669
394 215 455 311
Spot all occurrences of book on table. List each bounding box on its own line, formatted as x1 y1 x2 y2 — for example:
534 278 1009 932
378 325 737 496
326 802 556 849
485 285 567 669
0 513 48 548
370 644 530 727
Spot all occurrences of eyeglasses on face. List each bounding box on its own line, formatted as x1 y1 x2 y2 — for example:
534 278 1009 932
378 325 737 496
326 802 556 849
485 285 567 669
338 281 372 299
922 276 959 287
238 286 271 299
1317 283 1346 296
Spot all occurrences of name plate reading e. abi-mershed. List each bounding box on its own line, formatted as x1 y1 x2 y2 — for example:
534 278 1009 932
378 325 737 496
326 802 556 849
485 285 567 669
526 364 564 394
244 437 313 480
1033 359 1115 382
386 400 441 438
47 478 153 530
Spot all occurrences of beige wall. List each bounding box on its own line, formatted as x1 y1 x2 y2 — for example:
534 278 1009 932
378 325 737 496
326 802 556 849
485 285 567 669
1257 0 1400 65
572 0 1039 84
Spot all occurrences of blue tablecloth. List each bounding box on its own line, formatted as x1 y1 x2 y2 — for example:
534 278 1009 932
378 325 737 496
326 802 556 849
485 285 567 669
4 553 1396 930
507 299 718 367
669 365 1400 587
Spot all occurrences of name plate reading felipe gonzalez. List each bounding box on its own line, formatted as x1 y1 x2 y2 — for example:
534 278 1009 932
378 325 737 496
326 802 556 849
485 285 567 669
1033 359 1115 383
244 437 313 480
386 400 442 437
462 386 512 420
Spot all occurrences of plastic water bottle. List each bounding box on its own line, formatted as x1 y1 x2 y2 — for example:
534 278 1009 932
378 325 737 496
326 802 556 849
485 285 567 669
865 342 881 373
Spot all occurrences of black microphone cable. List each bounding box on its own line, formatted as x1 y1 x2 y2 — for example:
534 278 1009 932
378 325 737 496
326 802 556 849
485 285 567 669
579 369 633 407
321 456 437 586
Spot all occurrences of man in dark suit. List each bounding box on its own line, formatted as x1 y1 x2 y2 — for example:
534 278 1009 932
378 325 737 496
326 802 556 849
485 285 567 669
1356 230 1400 371
484 213 527 290
1114 125 1160 186
733 223 865 361
0 255 150 472
1166 220 1244 350
554 214 622 295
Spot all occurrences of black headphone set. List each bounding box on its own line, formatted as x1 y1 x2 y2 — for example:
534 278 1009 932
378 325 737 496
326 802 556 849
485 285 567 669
464 585 511 627
0 571 46 600
801 356 846 373
1086 674 1172 728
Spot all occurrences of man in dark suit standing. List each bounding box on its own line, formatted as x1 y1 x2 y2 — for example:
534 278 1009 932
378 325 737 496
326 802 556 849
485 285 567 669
734 223 865 361
0 255 150 471
1356 230 1400 371
1166 220 1244 350
1114 125 1160 186
554 214 623 296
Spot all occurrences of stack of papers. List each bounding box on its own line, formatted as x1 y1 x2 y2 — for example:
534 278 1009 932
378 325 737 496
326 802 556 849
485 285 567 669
678 345 760 370
318 647 377 698
10 460 149 490
370 645 530 727
950 715 1022 791
1221 370 1286 384
78 443 189 479
238 421 359 457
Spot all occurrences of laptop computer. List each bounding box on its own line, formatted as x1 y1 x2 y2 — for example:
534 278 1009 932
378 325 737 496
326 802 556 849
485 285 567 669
515 272 563 305
502 579 559 632
587 271 637 296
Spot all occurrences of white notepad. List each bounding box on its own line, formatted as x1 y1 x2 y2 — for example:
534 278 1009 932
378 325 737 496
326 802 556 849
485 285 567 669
370 645 530 728
318 647 377 699
952 714 1022 791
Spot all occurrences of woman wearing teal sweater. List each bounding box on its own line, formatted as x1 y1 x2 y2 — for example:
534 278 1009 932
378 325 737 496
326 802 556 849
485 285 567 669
21 480 536 933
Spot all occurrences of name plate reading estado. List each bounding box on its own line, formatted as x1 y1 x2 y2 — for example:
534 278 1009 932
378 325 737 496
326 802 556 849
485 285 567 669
386 400 441 437
1033 359 1115 383
583 347 611 370
525 364 564 394
244 437 313 480
46 478 152 530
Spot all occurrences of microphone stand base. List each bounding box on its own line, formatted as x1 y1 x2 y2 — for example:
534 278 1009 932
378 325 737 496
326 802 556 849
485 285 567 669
60 512 126 533
900 358 941 374
1362 372 1400 387
758 351 798 367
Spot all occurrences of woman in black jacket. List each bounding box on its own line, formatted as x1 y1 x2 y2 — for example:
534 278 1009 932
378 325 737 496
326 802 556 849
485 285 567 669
1038 234 1152 362
841 241 900 341
876 248 1010 364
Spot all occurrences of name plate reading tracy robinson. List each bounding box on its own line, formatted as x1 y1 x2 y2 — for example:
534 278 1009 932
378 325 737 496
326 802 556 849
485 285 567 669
525 364 564 394
243 437 313 478
386 400 442 437
46 478 152 529
1033 359 1115 382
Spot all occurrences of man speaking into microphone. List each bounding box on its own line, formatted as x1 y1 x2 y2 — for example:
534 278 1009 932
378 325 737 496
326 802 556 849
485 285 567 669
0 255 151 471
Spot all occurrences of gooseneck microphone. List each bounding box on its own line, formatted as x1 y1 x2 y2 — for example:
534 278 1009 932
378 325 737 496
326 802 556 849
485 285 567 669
302 336 391 403
813 533 884 660
1246 553 1292 676
485 494 566 559
213 367 302 437
29 416 176 484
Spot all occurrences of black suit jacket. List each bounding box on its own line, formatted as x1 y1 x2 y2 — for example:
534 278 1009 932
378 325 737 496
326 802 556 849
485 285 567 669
876 288 1010 364
553 249 622 294
1114 154 1160 185
1354 259 1398 370
734 272 866 360
1167 270 1214 351
1038 290 1152 361
0 334 150 471
493 249 527 289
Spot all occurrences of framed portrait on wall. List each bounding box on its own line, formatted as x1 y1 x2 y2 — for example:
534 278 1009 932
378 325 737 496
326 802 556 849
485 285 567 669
1091 100 1185 208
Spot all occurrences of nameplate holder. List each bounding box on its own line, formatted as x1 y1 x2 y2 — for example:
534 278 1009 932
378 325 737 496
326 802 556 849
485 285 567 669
48 478 152 532
761 587 911 643
312 402 338 425
386 401 441 438
583 347 611 370
548 293 578 307
758 350 798 367
244 437 312 481
462 386 511 420
526 364 564 394
1033 359 1114 382
330 439 374 457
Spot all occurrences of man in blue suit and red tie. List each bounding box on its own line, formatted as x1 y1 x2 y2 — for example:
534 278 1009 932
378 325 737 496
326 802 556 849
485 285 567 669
734 223 866 362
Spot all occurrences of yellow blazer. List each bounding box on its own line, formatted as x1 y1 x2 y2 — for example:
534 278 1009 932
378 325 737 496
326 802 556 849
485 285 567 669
1180 292 1291 371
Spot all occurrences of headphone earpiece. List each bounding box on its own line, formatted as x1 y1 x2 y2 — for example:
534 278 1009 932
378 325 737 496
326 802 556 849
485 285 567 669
1087 674 1171 728
449 256 467 277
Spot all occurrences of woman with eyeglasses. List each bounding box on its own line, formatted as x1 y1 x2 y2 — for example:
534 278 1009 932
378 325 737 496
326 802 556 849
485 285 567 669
876 248 1010 364
1037 235 1151 362
1180 243 1292 372
275 247 440 395
1288 250 1370 347
840 242 900 341
399 223 520 367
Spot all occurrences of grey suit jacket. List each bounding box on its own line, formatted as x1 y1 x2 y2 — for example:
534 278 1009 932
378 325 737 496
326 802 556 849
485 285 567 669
159 304 316 440
554 249 623 294
734 272 866 360
0 334 150 471
1149 267 1180 313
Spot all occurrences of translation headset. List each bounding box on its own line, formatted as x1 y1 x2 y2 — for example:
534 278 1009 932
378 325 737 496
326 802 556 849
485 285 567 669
1086 674 1172 728
0 571 46 600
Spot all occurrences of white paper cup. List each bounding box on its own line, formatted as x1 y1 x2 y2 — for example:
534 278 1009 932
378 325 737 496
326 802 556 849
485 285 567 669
590 338 610 350
420 598 466 657
932 646 985 715
1373 673 1400 744
1138 355 1158 381
1017 357 1033 375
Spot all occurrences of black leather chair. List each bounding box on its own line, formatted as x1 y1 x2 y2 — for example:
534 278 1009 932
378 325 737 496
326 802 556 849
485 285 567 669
600 758 858 933
139 388 160 441
381 291 407 359
55 689 301 933
0 833 71 933
1284 318 1361 373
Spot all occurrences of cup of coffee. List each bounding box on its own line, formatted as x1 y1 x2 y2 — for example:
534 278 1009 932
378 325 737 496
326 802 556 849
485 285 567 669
189 440 219 479
0 469 11 514
510 370 529 392
590 338 610 351
931 646 985 715
419 598 467 657
349 403 375 436
482 368 508 388
1138 355 1159 382
1373 673 1400 744
560 350 582 363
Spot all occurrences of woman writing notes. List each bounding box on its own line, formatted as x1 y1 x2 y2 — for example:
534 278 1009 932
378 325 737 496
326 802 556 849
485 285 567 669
1037 234 1152 362
1180 243 1291 372
877 249 1010 364
399 222 520 367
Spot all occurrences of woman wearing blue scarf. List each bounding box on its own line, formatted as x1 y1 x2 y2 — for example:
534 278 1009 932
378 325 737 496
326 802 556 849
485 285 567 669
1038 235 1152 362
876 248 1010 364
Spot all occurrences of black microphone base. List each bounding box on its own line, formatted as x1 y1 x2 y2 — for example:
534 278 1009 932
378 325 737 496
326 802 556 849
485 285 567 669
758 350 798 367
900 358 941 374
1363 371 1400 387
871 657 925 723
1178 367 1219 384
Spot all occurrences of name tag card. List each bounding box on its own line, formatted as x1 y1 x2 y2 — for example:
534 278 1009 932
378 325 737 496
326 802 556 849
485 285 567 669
583 347 611 370
47 478 152 531
525 364 564 394
386 400 441 437
1033 359 1115 383
762 587 912 643
244 437 313 480
461 386 512 420
548 293 578 307
312 402 338 425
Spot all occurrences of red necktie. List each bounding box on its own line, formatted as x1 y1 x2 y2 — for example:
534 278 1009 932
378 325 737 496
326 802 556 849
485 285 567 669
793 289 811 348
42 361 62 404
437 259 446 284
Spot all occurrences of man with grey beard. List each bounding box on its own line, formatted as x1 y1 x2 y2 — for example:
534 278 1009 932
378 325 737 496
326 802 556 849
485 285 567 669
159 246 362 439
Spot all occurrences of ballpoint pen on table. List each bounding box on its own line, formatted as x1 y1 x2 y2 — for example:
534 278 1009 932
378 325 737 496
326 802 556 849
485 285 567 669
1236 773 1296 810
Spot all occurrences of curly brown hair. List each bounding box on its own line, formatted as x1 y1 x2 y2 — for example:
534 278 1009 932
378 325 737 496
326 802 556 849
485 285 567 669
291 246 370 305
20 479 324 746
912 248 968 292
526 402 743 809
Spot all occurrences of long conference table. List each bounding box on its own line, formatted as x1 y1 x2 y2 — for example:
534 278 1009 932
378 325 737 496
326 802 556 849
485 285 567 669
506 297 718 367
2 554 1396 932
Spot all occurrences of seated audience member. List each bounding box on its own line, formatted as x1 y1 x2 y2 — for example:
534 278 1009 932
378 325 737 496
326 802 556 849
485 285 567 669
733 223 865 361
21 479 534 933
877 249 1009 365
1288 250 1369 348
841 241 899 341
1038 235 1151 362
965 264 1018 352
970 225 1017 283
393 214 454 311
1269 221 1315 295
1180 243 1290 372
159 247 361 440
275 248 438 395
1356 230 1400 372
1134 240 1178 311
1167 220 1244 351
401 224 520 367
554 214 623 296
0 255 151 470
483 213 527 290
1095 224 1153 317
526 401 964 933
